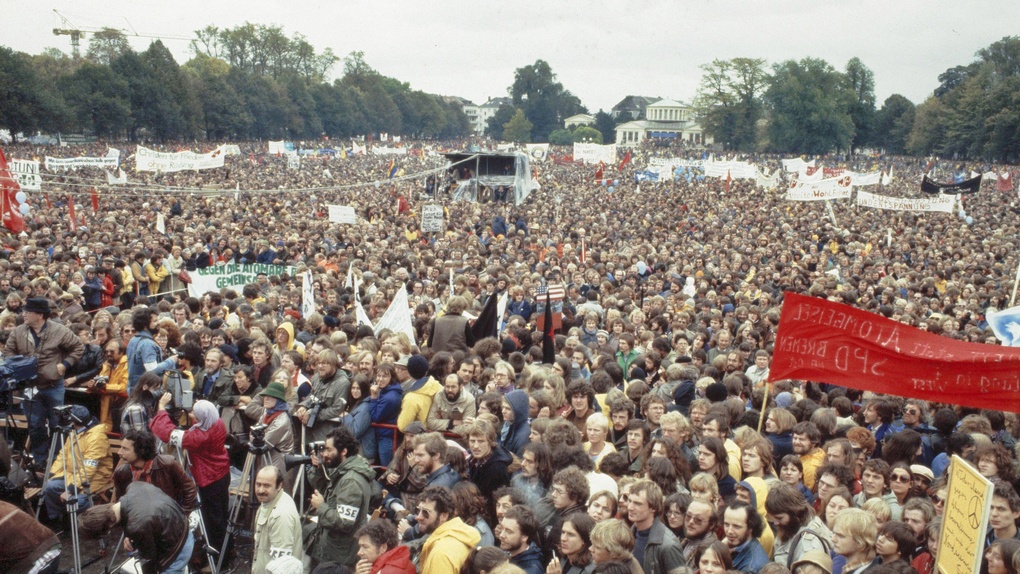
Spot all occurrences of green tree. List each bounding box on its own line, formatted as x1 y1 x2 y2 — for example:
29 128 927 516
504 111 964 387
844 57 876 151
86 28 132 66
509 60 586 141
572 126 603 144
502 108 532 143
548 129 573 145
58 62 131 137
484 104 516 139
694 58 767 151
0 47 51 139
593 110 616 143
906 96 948 156
873 94 915 154
182 53 252 139
765 58 855 154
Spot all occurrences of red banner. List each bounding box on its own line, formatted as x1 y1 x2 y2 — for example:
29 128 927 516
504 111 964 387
770 292 1020 413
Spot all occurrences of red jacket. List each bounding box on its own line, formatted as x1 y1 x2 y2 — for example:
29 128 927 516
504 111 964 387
149 409 230 487
372 545 415 574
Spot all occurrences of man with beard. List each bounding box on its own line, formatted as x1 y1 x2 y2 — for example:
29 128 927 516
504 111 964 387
426 373 476 435
296 349 351 442
304 426 377 568
766 483 832 567
792 421 826 490
416 486 481 574
390 432 461 521
499 505 544 574
722 501 769 574
114 430 196 513
608 398 634 451
92 338 129 429
679 499 718 568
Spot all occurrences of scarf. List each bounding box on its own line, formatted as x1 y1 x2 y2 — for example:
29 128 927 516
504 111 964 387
192 400 218 431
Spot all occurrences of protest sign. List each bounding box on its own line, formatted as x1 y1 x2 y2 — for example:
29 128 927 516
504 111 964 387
857 190 955 213
327 205 357 224
937 455 992 574
301 269 315 319
703 160 757 180
770 292 1020 412
785 177 853 201
526 143 549 161
45 148 120 170
10 159 40 191
187 263 295 298
573 143 617 165
420 203 444 233
136 146 226 172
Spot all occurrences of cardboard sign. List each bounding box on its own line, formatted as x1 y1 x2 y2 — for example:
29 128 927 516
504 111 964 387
937 455 993 574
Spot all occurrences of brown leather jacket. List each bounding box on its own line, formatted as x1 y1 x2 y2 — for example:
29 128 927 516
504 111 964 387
120 454 198 513
4 320 84 388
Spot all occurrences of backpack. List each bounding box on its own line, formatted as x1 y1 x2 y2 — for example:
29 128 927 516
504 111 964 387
786 528 834 570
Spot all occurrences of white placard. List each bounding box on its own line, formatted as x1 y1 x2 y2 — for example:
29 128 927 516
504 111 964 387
856 190 955 213
420 204 444 233
328 205 357 224
10 159 40 190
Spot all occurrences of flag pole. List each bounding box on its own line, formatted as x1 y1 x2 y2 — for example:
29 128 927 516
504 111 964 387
1011 258 1020 306
757 382 772 433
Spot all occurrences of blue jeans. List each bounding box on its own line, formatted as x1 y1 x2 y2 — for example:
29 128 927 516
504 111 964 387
377 432 394 467
29 385 65 466
42 477 92 520
163 529 194 574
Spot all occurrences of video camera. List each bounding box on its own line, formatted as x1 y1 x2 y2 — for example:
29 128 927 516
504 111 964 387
304 395 344 428
54 404 87 426
152 370 194 412
284 441 326 470
0 355 38 395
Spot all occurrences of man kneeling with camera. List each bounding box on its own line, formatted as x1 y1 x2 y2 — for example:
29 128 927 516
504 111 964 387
41 404 113 526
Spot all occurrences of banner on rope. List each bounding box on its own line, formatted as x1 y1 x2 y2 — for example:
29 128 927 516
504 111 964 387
45 148 120 170
268 141 295 155
327 205 357 225
856 190 954 213
704 160 757 179
10 159 40 191
187 263 296 298
420 203 444 233
647 157 705 171
782 158 814 173
136 146 225 172
371 147 407 156
573 143 617 165
770 292 1020 413
785 177 853 201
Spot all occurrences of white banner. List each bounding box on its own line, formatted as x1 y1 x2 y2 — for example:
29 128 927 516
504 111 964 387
526 143 549 161
287 154 301 170
268 141 295 155
782 158 815 173
371 147 407 156
106 168 127 185
328 205 357 224
573 143 617 165
704 160 758 180
756 169 781 190
786 176 854 201
301 270 315 318
797 168 824 182
373 285 416 344
420 203 444 233
187 263 296 297
45 148 120 170
856 191 955 213
848 171 881 186
647 157 705 173
136 146 226 172
222 145 241 155
10 159 40 191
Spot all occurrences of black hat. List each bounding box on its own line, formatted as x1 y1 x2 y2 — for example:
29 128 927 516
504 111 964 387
24 297 51 315
407 354 429 380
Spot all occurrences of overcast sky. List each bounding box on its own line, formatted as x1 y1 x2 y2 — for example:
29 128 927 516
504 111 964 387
4 0 1019 113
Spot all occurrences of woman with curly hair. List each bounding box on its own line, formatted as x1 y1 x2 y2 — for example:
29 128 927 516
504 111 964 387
975 443 1016 485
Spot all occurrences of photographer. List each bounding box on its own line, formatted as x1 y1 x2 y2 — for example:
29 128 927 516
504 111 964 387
63 324 103 389
92 338 129 430
296 349 351 443
79 481 193 574
41 405 113 525
114 429 197 513
121 371 162 433
4 297 84 467
242 380 296 484
304 425 376 569
126 306 180 396
150 396 230 560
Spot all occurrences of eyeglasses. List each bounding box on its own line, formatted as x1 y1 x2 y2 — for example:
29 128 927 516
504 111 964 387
685 513 708 525
891 474 912 483
905 408 920 415
416 507 432 519
667 509 685 518
931 495 946 506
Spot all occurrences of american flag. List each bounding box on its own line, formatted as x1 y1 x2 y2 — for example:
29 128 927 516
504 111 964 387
535 284 565 301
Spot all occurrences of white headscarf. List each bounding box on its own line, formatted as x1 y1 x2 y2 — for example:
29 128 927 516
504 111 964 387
192 400 219 431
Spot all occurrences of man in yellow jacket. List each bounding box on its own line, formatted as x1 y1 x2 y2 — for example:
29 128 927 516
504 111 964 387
396 354 441 432
417 486 481 574
41 405 113 523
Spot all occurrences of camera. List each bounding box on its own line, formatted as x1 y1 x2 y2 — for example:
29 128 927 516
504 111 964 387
0 355 38 399
250 423 268 448
54 404 86 426
93 375 109 390
163 370 194 412
283 441 327 470
308 441 326 454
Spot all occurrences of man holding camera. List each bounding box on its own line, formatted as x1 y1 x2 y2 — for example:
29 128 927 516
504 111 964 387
41 405 113 525
252 465 302 574
296 349 351 443
304 425 376 569
90 339 129 430
4 297 84 467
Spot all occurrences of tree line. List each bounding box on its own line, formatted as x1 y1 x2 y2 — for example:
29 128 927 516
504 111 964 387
693 36 1020 161
0 24 471 142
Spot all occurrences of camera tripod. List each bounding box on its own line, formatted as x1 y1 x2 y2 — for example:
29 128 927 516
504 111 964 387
36 417 100 574
218 432 273 574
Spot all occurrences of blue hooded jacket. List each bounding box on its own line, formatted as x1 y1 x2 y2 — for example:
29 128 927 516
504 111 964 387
370 382 404 442
500 389 531 456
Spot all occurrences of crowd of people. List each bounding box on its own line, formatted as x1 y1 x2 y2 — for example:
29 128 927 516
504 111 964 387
0 136 1019 574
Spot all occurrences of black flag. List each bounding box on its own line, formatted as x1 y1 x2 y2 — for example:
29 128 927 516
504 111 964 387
921 174 982 194
471 290 501 341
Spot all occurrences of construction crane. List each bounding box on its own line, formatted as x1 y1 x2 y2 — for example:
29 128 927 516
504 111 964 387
51 9 192 59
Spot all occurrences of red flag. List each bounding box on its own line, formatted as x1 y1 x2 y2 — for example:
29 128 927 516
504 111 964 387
44 193 52 209
396 195 409 214
997 172 1013 192
91 188 99 212
581 238 586 264
67 197 77 232
0 147 25 234
618 150 632 170
594 162 604 182
725 170 732 192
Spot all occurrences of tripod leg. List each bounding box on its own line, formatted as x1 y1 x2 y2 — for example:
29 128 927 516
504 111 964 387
34 430 63 520
107 531 125 572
